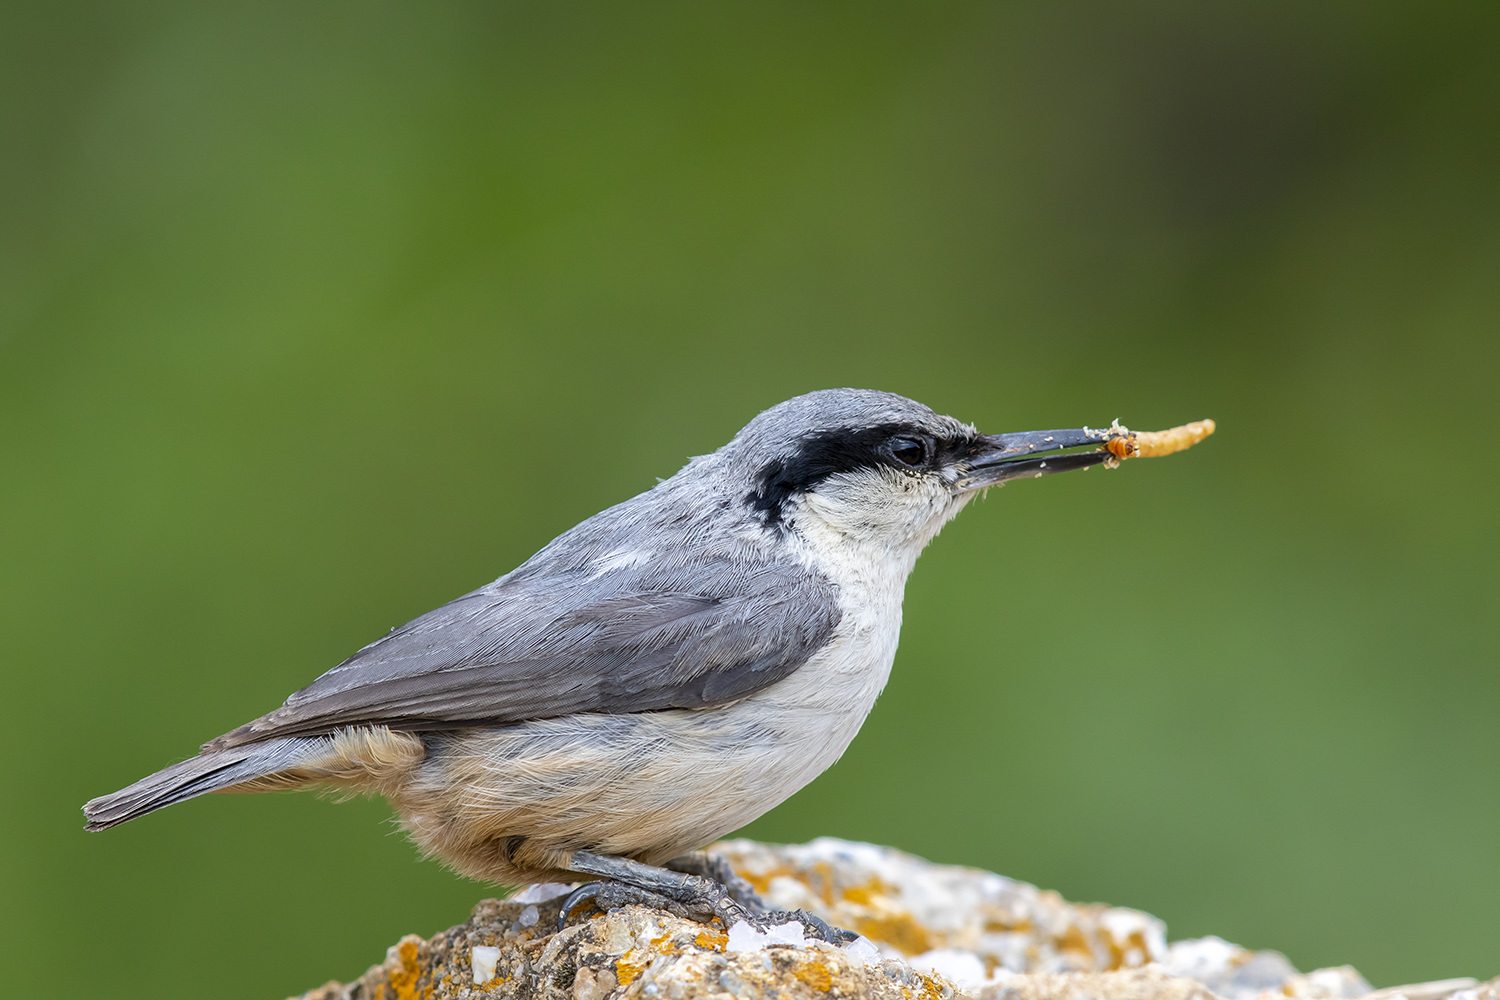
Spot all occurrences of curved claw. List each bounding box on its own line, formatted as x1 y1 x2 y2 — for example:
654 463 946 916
756 908 859 945
557 882 605 930
800 912 859 945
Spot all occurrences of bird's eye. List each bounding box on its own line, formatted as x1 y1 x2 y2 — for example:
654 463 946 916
888 435 929 468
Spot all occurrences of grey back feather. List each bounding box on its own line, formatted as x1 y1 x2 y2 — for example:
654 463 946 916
206 481 840 749
203 389 959 751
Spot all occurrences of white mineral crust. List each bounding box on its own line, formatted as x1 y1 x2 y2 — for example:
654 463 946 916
468 944 499 985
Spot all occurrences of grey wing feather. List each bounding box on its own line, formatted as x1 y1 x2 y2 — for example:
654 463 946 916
84 737 316 830
205 555 840 750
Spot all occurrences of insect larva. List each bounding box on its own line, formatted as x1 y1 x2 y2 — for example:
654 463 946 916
1101 419 1215 461
1132 419 1216 457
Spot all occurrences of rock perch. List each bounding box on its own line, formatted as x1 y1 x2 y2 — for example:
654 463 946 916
293 839 1497 1000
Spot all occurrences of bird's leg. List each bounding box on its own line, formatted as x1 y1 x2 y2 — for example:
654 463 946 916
664 851 858 945
557 850 753 930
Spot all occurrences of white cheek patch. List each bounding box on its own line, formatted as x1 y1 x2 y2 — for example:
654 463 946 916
799 467 963 550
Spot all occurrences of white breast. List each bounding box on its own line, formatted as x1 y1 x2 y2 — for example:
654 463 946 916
726 496 927 799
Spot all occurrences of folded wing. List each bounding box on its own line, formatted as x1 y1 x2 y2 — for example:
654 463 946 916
205 555 840 750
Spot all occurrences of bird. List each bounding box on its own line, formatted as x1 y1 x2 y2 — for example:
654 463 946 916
83 388 1209 937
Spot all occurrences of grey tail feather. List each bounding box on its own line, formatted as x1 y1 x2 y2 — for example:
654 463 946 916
82 737 316 831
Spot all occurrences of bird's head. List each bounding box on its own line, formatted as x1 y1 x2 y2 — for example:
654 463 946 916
709 388 1128 568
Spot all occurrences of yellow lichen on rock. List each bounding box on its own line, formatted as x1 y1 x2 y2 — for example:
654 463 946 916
793 958 836 992
914 971 950 1000
367 935 429 1000
615 947 650 986
695 928 728 951
288 838 1490 1000
856 912 933 957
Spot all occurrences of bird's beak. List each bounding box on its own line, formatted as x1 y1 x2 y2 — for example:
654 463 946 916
953 419 1215 492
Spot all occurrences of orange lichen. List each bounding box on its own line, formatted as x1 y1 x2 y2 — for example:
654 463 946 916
739 864 794 895
855 913 933 956
841 876 896 906
983 917 1034 934
695 929 729 951
915 971 949 1000
1054 925 1094 959
616 950 649 987
810 861 837 905
377 938 427 1000
1100 927 1155 969
793 960 835 992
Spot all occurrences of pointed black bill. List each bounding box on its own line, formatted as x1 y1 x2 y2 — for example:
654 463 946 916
955 426 1126 491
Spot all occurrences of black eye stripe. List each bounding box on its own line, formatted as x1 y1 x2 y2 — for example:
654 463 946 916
745 423 970 527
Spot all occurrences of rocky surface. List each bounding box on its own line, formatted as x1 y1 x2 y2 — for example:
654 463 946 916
293 838 1496 1000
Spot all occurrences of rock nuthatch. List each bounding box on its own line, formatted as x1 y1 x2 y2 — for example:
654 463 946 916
85 389 1209 937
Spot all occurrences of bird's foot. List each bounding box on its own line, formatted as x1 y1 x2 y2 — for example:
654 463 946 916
665 851 768 913
557 879 695 926
556 850 856 943
666 852 858 944
745 907 859 945
556 881 856 944
557 851 753 930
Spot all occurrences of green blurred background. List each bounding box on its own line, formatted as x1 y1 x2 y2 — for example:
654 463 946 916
3 2 1497 996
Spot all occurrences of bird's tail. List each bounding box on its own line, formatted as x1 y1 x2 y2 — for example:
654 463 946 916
82 737 314 831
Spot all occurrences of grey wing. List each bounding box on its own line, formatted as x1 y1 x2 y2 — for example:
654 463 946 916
204 556 841 750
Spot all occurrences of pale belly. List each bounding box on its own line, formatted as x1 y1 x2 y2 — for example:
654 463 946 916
389 594 903 884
